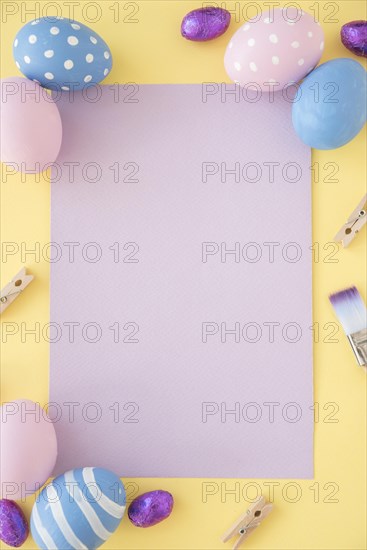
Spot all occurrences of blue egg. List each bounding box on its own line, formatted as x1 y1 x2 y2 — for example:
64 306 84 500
13 17 113 91
292 58 367 150
30 467 125 549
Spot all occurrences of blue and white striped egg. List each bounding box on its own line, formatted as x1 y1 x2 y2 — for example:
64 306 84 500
30 467 125 549
13 17 112 91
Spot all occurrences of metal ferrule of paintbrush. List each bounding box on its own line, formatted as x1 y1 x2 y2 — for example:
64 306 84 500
348 328 367 367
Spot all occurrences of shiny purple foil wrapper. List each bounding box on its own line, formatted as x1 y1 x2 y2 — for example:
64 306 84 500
0 500 29 547
181 7 231 42
128 490 174 528
341 20 367 57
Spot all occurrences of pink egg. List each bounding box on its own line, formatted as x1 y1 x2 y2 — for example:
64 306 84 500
0 77 62 174
0 400 57 500
224 7 325 91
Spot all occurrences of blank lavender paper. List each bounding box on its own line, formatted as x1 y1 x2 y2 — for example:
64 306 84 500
51 84 313 478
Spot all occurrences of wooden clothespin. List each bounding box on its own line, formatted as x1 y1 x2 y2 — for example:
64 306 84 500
0 268 34 314
221 496 273 550
334 194 367 247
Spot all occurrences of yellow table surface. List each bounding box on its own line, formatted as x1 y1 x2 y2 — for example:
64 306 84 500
1 1 366 549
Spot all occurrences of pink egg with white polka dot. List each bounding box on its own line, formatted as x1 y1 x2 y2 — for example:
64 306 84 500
224 7 324 91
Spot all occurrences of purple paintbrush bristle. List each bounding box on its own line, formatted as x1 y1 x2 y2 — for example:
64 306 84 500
329 286 367 335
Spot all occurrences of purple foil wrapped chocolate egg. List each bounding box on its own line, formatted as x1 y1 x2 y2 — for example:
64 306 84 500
128 490 174 528
341 20 367 57
181 7 231 42
0 500 29 547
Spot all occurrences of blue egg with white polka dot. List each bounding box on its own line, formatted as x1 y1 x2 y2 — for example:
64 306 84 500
13 17 112 91
30 467 126 549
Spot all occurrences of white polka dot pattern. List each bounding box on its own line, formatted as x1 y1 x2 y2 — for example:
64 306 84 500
67 36 79 46
224 7 325 91
12 16 113 91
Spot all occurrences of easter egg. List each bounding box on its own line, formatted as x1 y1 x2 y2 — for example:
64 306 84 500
181 7 231 41
31 467 126 549
0 77 62 173
128 490 174 528
292 58 367 149
341 20 367 58
224 7 324 90
0 500 29 547
13 17 112 90
0 400 57 500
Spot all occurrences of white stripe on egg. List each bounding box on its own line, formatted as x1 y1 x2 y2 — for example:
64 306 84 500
64 471 112 542
82 468 126 519
32 504 57 550
46 485 88 550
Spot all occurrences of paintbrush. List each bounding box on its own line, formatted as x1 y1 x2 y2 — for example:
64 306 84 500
329 286 367 368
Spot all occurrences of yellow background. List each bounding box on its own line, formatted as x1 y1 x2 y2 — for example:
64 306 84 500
1 1 366 549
